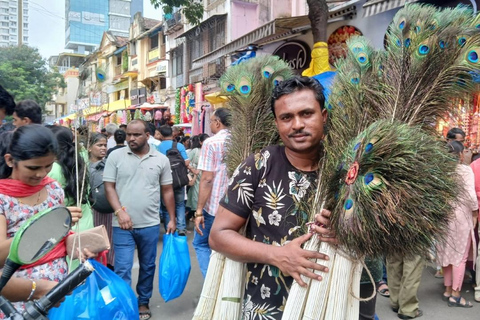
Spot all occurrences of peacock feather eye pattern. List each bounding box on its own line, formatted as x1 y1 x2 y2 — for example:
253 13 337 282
272 75 284 86
262 66 274 79
418 43 430 55
237 77 252 96
458 36 467 48
467 50 479 64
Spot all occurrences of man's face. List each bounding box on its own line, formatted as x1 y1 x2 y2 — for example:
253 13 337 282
126 122 149 152
12 112 30 128
274 89 327 155
455 133 465 143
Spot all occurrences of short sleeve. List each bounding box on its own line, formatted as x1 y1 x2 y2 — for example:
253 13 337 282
159 155 173 185
219 153 258 219
178 143 188 160
198 141 215 172
103 152 118 183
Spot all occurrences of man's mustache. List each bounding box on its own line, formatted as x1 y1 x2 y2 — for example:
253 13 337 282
288 131 311 138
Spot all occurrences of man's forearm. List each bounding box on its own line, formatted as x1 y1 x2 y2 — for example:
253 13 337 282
196 176 213 213
210 228 279 266
161 186 176 222
104 182 122 211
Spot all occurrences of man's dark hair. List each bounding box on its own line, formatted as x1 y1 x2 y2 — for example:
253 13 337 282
119 124 127 129
146 122 156 136
159 125 173 137
15 100 42 124
271 76 325 118
213 107 232 127
0 85 15 116
101 128 106 134
446 127 466 140
114 129 126 144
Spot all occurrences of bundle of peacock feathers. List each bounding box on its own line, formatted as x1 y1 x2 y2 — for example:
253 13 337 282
319 3 480 258
219 55 293 176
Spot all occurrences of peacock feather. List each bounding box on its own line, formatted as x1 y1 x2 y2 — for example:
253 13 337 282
220 55 293 175
318 4 479 257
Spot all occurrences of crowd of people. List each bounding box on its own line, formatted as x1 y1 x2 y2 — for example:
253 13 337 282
1 74 479 320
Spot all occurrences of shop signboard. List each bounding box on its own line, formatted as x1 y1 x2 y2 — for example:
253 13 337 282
273 41 311 74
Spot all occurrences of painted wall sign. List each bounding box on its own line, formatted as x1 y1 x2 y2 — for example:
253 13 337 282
273 40 311 74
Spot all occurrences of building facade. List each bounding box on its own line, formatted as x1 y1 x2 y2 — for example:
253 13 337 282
0 0 28 47
65 0 142 54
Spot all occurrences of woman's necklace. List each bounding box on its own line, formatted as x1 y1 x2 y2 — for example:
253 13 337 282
18 188 44 206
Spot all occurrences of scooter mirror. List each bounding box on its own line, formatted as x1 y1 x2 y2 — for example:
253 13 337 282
11 207 72 265
0 207 72 294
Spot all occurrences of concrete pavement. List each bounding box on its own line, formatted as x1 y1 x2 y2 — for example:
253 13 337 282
131 225 479 320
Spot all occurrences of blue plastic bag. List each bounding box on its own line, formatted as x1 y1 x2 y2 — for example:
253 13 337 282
48 259 138 319
159 232 191 302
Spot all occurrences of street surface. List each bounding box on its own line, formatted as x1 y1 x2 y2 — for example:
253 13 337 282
131 223 479 320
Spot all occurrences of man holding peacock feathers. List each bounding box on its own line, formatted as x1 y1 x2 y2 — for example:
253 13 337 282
195 4 480 320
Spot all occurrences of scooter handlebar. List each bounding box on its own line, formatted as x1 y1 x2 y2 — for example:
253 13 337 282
23 259 95 319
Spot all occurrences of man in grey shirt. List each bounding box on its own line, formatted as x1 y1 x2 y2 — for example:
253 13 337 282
104 119 176 320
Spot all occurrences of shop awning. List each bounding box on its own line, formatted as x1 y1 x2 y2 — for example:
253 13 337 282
191 1 359 70
176 14 228 40
362 0 418 17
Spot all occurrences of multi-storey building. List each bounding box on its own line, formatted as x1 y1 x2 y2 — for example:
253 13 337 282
65 0 143 54
0 0 28 47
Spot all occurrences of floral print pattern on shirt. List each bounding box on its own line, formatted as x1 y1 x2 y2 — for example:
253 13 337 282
0 182 67 317
220 145 317 320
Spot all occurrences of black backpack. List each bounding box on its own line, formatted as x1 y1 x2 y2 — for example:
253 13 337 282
89 159 114 213
166 142 189 190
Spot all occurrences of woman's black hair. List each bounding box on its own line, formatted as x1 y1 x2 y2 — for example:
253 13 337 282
190 135 201 149
0 131 13 178
212 108 232 127
200 133 209 143
49 126 88 203
89 133 107 150
447 140 464 155
0 125 58 179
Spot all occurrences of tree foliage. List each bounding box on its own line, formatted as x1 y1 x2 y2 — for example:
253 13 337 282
0 45 65 114
150 0 204 26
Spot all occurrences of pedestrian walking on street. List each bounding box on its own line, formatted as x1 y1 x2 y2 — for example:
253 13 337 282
436 141 477 308
103 120 176 320
193 107 231 277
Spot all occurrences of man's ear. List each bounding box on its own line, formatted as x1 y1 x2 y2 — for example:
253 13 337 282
24 117 32 125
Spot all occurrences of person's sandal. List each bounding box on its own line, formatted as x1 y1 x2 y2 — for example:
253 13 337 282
398 309 423 319
377 281 390 297
448 296 473 308
139 305 152 320
442 293 451 302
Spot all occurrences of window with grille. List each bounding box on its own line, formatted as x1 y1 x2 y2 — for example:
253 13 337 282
172 46 183 77
150 34 158 49
208 19 225 52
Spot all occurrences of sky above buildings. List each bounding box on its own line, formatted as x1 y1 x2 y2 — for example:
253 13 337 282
29 0 162 59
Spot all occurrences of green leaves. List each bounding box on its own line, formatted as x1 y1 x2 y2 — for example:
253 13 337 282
0 45 65 117
150 0 204 26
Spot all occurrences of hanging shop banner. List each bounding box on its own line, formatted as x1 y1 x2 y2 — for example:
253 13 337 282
328 25 363 67
273 40 311 74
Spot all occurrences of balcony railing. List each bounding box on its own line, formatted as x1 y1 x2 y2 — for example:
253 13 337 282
165 11 182 30
148 44 166 63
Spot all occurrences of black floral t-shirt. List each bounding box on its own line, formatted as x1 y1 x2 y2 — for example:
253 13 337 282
220 145 318 320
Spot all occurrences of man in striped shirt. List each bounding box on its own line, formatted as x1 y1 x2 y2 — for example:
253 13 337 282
193 107 231 277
